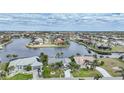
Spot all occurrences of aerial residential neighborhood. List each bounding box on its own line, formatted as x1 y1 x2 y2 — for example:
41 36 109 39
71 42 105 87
0 31 124 80
0 13 124 80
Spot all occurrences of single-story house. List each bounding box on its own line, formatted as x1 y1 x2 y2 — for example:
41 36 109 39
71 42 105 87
33 37 43 45
48 58 71 66
74 56 95 68
54 38 65 45
8 56 42 73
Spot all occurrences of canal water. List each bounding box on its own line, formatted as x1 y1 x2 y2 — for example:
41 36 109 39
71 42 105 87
0 38 94 62
0 38 123 62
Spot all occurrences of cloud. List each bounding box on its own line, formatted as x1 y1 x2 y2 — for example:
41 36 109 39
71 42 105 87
0 13 123 31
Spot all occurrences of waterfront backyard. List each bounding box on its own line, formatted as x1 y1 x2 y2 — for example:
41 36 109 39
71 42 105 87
0 32 124 80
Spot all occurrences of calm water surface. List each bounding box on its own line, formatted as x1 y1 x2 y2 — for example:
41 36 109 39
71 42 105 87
0 38 93 62
0 38 123 62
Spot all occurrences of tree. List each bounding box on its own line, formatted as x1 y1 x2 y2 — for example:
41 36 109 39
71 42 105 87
119 56 124 60
69 56 75 62
6 54 18 60
84 60 90 69
0 70 6 79
93 54 97 58
4 62 10 72
12 54 18 58
40 54 48 66
56 52 60 58
55 61 63 68
69 61 80 70
39 52 48 66
90 60 98 70
60 52 64 58
24 65 32 71
42 66 51 78
94 74 103 80
40 52 44 57
6 54 12 58
100 61 104 66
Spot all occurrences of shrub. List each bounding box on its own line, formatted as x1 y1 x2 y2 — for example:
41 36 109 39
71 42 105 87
42 66 51 78
24 65 32 71
100 61 104 66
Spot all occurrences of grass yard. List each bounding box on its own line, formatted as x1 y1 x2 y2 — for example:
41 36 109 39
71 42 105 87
5 73 33 80
98 58 124 77
42 66 64 78
50 69 64 78
0 62 9 71
112 46 124 52
71 69 101 77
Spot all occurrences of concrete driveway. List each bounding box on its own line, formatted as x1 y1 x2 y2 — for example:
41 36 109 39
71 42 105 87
96 67 112 77
64 69 73 78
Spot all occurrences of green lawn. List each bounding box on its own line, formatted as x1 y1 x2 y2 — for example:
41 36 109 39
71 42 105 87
98 58 124 77
50 69 64 78
42 66 64 78
112 46 124 52
5 73 33 80
71 69 101 77
0 62 9 71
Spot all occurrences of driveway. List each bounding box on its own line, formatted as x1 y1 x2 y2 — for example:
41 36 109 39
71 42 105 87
96 67 112 77
64 69 73 78
32 70 40 80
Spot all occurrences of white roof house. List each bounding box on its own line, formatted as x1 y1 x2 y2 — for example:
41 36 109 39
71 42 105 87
34 38 43 44
48 58 71 66
8 56 42 72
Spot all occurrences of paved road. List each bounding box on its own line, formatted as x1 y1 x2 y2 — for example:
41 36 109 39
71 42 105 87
96 67 112 77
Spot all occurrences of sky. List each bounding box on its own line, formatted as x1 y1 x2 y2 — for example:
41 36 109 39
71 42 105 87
0 13 124 31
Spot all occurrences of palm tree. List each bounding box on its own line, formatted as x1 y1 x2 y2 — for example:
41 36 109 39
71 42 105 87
90 60 98 70
84 60 90 69
60 52 64 58
40 52 44 57
0 71 6 79
12 54 18 59
56 61 63 68
6 54 18 60
56 52 60 58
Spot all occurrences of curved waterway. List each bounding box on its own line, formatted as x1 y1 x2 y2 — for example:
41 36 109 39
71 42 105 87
0 38 94 62
0 38 123 62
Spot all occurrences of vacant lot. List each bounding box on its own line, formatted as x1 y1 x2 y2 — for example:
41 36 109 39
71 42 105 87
98 58 124 77
71 69 101 77
112 46 124 52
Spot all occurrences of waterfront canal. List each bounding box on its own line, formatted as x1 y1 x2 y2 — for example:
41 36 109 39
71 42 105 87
0 38 94 62
0 38 123 62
